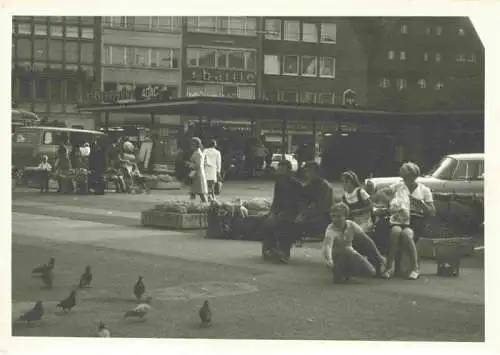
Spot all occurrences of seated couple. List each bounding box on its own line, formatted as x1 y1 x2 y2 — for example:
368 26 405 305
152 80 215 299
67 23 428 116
338 162 436 281
261 161 385 272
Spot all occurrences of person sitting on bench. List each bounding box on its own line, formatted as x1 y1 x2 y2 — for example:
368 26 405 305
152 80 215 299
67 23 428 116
262 160 302 263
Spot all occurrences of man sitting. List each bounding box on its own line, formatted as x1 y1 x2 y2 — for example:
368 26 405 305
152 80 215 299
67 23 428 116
262 160 302 263
294 161 334 245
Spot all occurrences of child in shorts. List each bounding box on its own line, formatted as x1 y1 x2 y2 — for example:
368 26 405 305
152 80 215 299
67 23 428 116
37 155 52 193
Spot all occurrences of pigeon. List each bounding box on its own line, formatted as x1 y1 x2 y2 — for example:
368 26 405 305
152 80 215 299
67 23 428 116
133 276 145 300
56 290 77 312
96 321 111 337
199 300 212 327
32 257 55 276
79 266 93 288
17 301 44 323
41 268 54 289
124 297 152 320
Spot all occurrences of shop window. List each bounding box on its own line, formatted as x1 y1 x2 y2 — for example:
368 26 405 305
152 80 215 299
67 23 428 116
284 20 299 41
19 77 33 99
223 86 238 98
111 46 126 65
204 85 223 97
186 86 203 97
65 41 79 63
216 50 228 69
35 78 48 100
237 86 255 99
198 48 216 68
280 91 297 103
301 56 317 76
50 25 63 37
264 55 279 75
319 57 335 77
302 23 318 43
228 51 245 70
17 23 32 35
34 24 48 36
66 26 79 38
33 39 47 61
80 43 94 63
320 23 336 43
81 27 94 39
283 55 299 75
265 19 281 40
48 40 64 61
50 79 63 102
16 38 32 59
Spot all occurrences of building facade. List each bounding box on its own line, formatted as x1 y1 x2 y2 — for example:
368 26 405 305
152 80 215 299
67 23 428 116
355 17 484 111
11 16 101 129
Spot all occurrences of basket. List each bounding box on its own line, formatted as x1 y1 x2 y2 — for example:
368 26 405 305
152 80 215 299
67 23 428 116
141 210 208 230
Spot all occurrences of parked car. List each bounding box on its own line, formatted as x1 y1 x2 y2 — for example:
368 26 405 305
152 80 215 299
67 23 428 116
364 153 484 195
268 154 299 172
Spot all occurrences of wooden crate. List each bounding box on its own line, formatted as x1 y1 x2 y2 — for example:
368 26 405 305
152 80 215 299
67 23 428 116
418 237 475 260
141 210 207 229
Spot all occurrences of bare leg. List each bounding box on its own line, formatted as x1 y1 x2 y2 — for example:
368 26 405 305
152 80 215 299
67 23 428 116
400 227 420 279
383 226 402 278
345 247 376 277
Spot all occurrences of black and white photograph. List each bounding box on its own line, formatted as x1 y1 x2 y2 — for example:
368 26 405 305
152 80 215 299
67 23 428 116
5 4 493 351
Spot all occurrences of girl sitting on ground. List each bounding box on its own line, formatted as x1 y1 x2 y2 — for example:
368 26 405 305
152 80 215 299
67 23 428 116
322 202 380 284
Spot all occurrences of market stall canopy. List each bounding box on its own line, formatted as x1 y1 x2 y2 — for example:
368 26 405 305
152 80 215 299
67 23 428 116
77 97 484 126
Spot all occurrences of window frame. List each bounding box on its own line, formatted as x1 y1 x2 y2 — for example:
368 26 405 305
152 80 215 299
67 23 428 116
264 54 280 75
301 22 318 43
282 55 299 76
319 56 335 78
320 23 337 43
301 55 317 77
283 20 300 42
264 18 281 40
417 79 427 89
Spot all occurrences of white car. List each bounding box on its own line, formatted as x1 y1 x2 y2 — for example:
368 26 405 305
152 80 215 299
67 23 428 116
365 153 484 196
268 154 299 172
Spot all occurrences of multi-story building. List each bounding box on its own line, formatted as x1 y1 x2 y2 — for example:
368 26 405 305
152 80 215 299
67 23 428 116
11 16 101 129
353 17 484 111
260 17 368 153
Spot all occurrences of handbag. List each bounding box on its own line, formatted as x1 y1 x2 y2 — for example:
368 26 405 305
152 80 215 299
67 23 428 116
214 181 222 195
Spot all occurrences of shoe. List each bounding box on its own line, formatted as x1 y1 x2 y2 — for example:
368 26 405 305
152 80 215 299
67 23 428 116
408 270 420 280
382 267 393 280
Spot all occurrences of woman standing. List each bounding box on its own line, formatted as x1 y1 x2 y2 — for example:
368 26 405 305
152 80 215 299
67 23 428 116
204 139 222 201
382 162 435 280
188 137 208 202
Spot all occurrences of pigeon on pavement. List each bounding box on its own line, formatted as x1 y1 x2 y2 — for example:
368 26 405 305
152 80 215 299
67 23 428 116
124 297 152 320
79 266 93 288
133 276 145 300
32 257 55 276
17 301 44 323
97 321 111 337
56 290 77 312
41 268 54 289
199 300 212 327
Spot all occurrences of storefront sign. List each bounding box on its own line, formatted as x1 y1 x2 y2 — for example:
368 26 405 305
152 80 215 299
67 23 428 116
189 68 256 84
80 85 176 105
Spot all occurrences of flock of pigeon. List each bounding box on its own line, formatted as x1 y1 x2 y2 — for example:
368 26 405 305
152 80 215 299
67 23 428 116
14 257 213 337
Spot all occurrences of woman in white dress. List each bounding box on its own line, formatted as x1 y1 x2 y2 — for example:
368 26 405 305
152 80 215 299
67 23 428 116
188 137 208 202
204 139 222 201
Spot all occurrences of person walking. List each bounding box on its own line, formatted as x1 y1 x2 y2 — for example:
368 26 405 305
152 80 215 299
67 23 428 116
188 137 208 202
204 139 222 201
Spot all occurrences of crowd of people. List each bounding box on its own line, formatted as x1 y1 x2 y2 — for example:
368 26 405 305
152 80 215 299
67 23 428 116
262 159 435 283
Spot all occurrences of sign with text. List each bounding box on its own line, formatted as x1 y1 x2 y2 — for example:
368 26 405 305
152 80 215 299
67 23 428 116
79 85 177 105
189 68 256 84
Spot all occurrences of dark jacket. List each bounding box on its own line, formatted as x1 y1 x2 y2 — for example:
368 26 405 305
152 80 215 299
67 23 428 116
300 177 333 222
271 175 302 217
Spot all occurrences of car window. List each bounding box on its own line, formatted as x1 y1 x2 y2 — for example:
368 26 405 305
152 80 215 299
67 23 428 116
12 130 37 144
453 160 483 180
431 157 457 180
43 130 69 145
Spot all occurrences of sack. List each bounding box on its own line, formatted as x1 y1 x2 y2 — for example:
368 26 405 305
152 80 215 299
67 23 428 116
214 181 222 195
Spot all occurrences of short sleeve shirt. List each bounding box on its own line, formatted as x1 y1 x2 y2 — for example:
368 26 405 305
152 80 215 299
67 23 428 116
390 181 433 222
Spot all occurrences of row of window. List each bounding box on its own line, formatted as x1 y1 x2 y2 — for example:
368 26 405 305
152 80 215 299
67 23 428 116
379 78 445 90
15 16 96 25
14 38 95 64
400 24 466 36
103 17 182 33
14 77 86 102
103 45 179 69
13 23 94 39
264 90 336 104
388 50 477 63
187 48 256 71
264 55 335 78
187 17 257 36
186 84 256 99
264 19 336 43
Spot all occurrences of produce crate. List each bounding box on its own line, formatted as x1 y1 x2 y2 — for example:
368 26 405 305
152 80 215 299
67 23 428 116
141 210 207 230
418 237 475 260
148 180 182 190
